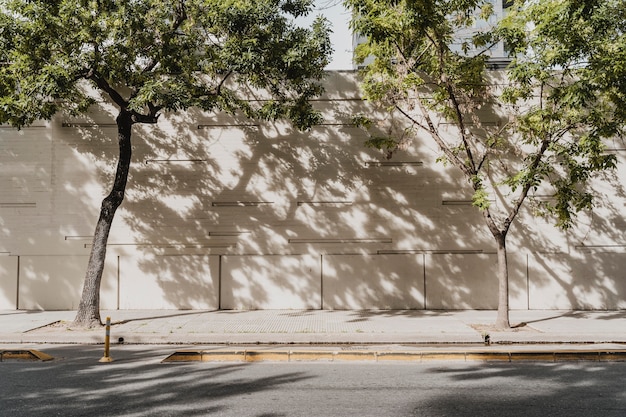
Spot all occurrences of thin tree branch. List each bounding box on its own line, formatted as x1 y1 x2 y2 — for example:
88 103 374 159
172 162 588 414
410 98 475 178
476 121 512 171
446 81 477 172
504 138 551 233
393 103 429 132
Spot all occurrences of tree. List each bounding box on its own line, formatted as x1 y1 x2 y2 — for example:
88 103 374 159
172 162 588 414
346 0 622 328
0 0 331 327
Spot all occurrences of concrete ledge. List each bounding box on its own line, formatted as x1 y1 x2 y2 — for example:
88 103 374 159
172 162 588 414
464 352 511 361
289 350 335 362
509 351 556 361
554 351 601 361
0 349 54 361
376 351 422 362
420 351 467 361
244 350 290 362
161 349 626 363
164 349 248 362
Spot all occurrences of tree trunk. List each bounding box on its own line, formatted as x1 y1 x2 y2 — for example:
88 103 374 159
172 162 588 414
72 110 133 328
481 209 511 329
494 233 511 329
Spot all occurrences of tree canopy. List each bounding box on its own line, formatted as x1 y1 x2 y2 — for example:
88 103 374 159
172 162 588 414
0 0 331 129
346 0 622 328
498 0 625 225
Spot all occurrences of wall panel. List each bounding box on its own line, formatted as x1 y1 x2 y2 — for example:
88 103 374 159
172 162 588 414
18 255 116 310
0 256 18 309
529 253 626 309
425 253 527 310
221 255 321 309
119 255 219 309
322 254 424 309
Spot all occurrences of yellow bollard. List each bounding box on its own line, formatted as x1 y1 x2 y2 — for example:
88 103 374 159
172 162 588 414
99 316 114 363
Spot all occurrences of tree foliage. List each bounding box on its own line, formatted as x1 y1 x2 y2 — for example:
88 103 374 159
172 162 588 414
346 0 622 328
1 0 331 129
500 0 624 226
0 0 331 326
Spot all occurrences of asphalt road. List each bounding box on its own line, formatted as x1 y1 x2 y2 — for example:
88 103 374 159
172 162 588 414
1 345 625 417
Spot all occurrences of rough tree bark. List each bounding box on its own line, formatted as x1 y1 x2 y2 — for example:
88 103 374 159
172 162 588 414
72 110 133 327
494 233 510 329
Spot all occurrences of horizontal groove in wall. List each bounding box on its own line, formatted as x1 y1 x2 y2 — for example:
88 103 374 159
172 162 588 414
204 97 363 103
0 203 36 208
211 201 274 207
197 124 259 129
312 123 357 127
365 161 423 167
289 238 392 244
297 201 353 207
441 200 473 206
84 243 236 249
0 125 46 129
62 122 117 128
64 236 93 241
378 249 484 255
309 97 363 102
531 195 555 201
439 121 501 126
575 245 626 252
144 159 208 164
208 231 251 236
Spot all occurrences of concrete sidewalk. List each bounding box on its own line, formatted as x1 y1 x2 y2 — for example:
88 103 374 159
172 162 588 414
1 309 625 346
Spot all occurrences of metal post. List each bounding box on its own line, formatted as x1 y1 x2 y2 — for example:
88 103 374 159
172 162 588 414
99 316 114 363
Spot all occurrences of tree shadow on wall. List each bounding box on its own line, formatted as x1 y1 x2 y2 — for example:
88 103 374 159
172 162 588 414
512 161 626 310
0 112 122 310
103 71 525 311
42 72 626 313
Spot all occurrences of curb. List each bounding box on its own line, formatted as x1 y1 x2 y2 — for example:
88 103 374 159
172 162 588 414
0 349 54 362
162 349 626 363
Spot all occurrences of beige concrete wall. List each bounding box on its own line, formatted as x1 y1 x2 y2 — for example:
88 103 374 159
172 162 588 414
529 253 626 310
0 256 18 309
18 255 116 310
322 254 425 309
221 255 321 309
1 71 625 311
424 253 527 310
119 255 219 309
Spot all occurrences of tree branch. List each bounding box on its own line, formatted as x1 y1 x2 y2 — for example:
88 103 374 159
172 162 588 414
216 70 233 95
410 98 475 178
393 103 429 132
504 138 550 232
87 71 129 110
131 111 159 124
476 121 511 171
443 76 477 174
